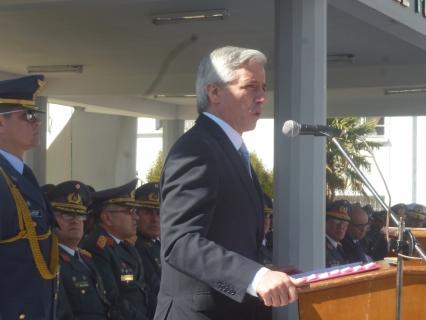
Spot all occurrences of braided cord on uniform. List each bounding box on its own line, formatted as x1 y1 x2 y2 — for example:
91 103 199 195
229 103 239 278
0 168 58 279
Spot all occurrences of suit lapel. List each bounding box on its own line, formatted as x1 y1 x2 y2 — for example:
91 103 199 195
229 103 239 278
196 115 264 218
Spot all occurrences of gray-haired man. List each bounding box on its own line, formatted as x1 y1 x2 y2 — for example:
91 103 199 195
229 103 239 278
154 46 304 320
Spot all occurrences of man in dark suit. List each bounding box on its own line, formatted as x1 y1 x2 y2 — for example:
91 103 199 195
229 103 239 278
154 46 303 320
81 180 152 320
341 204 372 264
48 180 115 320
0 75 58 320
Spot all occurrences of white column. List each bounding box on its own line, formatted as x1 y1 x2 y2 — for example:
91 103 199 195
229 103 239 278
274 1 327 319
162 119 184 155
25 96 48 184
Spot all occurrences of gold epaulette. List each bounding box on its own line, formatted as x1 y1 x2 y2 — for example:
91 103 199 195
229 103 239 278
125 235 138 246
79 248 92 258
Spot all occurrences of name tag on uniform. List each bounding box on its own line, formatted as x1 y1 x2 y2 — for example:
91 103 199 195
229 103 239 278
121 274 134 282
74 281 89 288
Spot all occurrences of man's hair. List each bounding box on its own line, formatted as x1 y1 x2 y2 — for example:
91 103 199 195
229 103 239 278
195 46 267 113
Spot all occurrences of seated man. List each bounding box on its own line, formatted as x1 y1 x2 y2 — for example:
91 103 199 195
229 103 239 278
81 179 151 320
133 182 162 311
48 180 113 320
341 204 372 263
326 200 351 267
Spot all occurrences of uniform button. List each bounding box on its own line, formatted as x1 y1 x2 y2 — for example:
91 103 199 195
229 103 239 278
81 289 86 294
19 314 26 319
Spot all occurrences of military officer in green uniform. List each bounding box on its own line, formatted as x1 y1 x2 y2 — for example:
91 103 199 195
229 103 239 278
48 180 119 320
81 180 151 320
133 182 162 313
0 75 58 320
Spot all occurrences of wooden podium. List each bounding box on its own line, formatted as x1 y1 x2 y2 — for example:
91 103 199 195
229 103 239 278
298 261 426 319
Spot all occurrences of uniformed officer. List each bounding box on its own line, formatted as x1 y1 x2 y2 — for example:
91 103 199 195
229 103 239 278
0 75 58 320
133 182 161 313
81 180 151 320
326 200 351 267
48 180 116 320
406 203 426 228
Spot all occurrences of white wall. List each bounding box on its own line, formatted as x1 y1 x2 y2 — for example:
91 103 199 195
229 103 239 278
46 107 137 190
366 116 426 205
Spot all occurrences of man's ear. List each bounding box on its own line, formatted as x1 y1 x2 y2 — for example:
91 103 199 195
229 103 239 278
205 83 221 105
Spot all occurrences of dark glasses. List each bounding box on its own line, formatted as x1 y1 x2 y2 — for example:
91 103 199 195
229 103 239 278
0 109 39 122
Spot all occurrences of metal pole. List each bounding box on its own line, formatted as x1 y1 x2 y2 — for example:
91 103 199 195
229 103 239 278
395 219 405 320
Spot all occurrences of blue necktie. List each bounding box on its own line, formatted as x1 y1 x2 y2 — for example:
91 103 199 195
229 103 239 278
238 142 252 177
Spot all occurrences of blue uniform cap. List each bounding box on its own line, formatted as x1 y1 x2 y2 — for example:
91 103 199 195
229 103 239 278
0 75 45 111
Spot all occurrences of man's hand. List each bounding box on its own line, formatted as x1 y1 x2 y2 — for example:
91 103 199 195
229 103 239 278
256 270 306 307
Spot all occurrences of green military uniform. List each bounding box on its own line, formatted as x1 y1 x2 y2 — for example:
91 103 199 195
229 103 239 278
133 182 162 310
81 180 151 320
48 181 116 320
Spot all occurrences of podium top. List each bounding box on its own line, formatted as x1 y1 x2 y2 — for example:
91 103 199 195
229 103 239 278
298 260 426 294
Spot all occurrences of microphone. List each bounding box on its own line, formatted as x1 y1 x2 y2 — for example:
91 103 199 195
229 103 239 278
282 120 344 138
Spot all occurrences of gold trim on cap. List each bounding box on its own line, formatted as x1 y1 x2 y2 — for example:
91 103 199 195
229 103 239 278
50 202 88 214
326 210 351 222
0 98 36 107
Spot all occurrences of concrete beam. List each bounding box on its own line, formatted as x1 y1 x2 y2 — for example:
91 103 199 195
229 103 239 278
329 0 426 50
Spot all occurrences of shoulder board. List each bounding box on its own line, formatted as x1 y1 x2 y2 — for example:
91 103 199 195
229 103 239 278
125 235 138 247
79 248 92 258
96 235 108 250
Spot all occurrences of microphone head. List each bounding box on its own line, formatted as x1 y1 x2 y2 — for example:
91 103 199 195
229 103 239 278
282 120 301 137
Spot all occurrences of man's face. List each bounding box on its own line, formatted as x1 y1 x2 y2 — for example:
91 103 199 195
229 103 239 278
137 207 160 240
207 61 266 134
348 208 370 240
326 218 349 242
54 211 85 248
0 110 40 157
102 205 139 240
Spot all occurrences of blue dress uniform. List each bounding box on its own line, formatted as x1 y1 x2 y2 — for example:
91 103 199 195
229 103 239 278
81 180 151 320
47 181 115 320
0 75 58 320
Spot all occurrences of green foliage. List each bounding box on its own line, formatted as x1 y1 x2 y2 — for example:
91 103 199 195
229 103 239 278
250 152 273 198
145 151 164 183
326 117 383 202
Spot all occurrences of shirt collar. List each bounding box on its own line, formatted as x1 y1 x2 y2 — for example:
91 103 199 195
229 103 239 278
203 112 243 150
107 231 122 244
326 235 340 249
0 148 24 174
59 244 76 257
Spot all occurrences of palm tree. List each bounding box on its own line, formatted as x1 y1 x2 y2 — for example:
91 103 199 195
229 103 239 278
326 117 384 202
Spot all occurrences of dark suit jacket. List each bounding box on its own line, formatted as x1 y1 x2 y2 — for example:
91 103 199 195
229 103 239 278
57 247 110 320
81 226 150 320
154 114 265 320
0 153 55 320
341 236 372 264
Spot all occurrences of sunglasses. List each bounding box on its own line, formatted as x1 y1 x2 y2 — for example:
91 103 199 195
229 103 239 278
0 109 39 122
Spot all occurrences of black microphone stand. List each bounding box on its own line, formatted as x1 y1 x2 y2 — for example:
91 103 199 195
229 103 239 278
327 134 426 320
